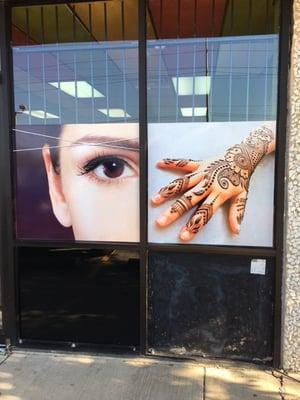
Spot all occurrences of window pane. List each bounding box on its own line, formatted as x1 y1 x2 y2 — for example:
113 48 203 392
147 0 279 247
19 247 140 346
148 251 275 362
12 1 139 243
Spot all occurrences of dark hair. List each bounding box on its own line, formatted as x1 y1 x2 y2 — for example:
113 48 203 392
49 147 60 174
48 125 64 174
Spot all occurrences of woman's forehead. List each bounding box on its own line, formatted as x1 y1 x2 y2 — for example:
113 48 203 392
60 123 139 141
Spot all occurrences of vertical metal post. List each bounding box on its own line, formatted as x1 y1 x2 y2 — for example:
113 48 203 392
138 0 148 355
0 1 18 345
273 0 292 369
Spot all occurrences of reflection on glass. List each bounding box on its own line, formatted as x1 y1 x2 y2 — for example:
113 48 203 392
146 0 280 122
19 247 140 346
147 36 278 122
13 43 138 125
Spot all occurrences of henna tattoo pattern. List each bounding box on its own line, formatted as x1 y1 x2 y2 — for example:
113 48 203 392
245 126 274 155
186 194 220 234
155 126 274 233
225 144 252 179
162 158 198 168
191 159 247 201
234 197 248 225
190 126 274 199
159 172 198 199
170 195 193 216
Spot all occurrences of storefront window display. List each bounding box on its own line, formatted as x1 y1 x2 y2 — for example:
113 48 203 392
0 0 287 362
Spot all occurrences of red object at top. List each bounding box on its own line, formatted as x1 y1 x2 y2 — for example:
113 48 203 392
148 0 227 38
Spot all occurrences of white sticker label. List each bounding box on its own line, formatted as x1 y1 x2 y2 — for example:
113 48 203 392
250 259 266 275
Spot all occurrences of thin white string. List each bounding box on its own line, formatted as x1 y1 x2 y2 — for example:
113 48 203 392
13 143 139 152
12 128 139 152
13 128 72 143
13 128 138 145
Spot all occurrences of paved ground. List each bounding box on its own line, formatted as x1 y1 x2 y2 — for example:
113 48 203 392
0 351 299 399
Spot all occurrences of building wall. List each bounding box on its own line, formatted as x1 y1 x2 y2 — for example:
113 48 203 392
282 0 300 371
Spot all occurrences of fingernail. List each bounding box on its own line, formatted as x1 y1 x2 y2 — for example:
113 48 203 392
180 230 191 241
156 216 167 226
152 194 161 203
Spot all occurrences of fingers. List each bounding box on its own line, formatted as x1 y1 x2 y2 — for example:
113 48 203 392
155 180 211 227
228 190 248 234
179 192 224 241
156 158 201 172
152 171 202 205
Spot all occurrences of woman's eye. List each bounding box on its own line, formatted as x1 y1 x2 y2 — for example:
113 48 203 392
89 157 135 180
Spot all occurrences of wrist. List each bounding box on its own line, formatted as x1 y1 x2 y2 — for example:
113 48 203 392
224 125 273 180
244 126 275 155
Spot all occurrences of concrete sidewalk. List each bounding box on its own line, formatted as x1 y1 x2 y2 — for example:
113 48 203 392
0 351 299 400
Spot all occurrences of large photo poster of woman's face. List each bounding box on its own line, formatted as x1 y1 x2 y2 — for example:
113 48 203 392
14 123 140 242
148 121 276 247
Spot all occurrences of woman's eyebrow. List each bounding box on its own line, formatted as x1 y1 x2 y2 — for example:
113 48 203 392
73 135 139 151
12 129 140 152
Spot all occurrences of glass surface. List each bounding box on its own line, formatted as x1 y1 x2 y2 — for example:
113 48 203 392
19 247 140 346
147 36 278 122
148 251 275 362
12 2 139 242
147 0 279 247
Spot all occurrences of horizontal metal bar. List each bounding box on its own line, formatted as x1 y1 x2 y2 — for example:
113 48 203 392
15 339 139 355
14 240 276 257
14 240 140 250
147 243 276 257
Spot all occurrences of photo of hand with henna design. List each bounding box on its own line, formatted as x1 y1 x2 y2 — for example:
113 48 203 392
149 121 276 246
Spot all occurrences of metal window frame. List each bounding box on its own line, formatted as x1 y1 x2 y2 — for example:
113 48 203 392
0 0 292 368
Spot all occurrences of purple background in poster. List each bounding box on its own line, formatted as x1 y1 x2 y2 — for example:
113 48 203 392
14 125 74 241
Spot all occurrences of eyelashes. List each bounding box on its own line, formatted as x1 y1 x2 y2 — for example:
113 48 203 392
78 154 137 182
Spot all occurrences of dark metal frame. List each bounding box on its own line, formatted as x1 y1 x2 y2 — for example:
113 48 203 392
272 0 293 368
0 1 18 345
0 0 293 368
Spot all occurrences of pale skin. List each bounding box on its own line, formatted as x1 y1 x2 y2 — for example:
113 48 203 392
151 122 276 242
42 123 139 242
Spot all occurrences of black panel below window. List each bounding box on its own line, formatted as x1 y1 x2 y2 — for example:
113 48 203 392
149 252 274 363
18 248 140 348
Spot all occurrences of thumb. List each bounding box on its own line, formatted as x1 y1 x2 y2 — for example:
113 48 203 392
228 190 248 234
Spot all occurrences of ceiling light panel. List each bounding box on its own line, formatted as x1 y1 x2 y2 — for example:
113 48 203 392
172 76 211 96
180 107 207 117
49 81 104 98
22 110 59 119
98 109 131 118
